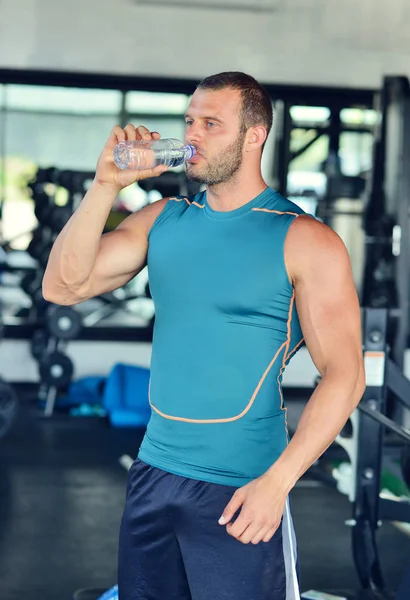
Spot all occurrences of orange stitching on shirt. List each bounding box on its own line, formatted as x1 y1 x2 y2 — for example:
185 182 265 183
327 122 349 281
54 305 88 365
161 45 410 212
278 335 305 412
149 339 288 423
276 293 304 438
251 208 300 217
169 196 190 205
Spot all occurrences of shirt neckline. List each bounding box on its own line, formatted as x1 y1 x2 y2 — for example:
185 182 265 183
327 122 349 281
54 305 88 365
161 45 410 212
202 187 273 220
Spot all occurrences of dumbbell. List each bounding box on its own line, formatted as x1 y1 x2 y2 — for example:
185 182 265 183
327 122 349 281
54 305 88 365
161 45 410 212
46 305 83 340
39 351 74 388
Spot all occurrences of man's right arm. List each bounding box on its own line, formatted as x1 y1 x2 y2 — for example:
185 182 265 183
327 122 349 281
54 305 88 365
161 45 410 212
42 124 168 306
42 184 168 305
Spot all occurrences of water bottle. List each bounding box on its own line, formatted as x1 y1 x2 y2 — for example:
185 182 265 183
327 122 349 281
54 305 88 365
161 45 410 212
113 138 195 171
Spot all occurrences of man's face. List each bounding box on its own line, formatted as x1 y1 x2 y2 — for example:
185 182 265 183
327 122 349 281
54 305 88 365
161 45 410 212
184 88 246 185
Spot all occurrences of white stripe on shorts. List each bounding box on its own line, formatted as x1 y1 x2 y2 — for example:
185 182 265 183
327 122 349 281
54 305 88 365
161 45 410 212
282 497 300 600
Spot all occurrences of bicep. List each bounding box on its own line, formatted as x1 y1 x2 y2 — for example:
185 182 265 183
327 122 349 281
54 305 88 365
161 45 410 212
88 227 148 296
86 198 168 298
286 217 363 375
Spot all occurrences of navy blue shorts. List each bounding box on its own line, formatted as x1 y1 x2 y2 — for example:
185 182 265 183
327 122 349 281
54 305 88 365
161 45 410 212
118 459 300 600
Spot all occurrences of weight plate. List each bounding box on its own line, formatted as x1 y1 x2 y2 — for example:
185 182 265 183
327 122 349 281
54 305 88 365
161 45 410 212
0 380 18 440
46 306 83 340
39 351 74 388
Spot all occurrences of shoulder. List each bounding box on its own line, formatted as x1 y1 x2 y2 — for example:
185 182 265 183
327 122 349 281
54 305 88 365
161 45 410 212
287 214 346 251
118 194 194 236
267 191 307 217
285 215 351 283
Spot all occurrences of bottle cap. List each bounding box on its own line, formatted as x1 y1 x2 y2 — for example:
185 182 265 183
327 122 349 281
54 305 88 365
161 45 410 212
185 145 196 159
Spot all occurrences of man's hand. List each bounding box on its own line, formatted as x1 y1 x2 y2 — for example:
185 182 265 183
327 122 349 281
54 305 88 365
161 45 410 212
95 124 168 192
218 473 288 545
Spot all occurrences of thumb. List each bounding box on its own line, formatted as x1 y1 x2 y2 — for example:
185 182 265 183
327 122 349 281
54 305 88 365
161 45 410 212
218 490 244 525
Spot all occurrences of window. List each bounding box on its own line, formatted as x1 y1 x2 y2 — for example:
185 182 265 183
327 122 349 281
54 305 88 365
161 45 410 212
339 132 373 176
287 128 329 213
340 108 378 127
125 91 189 115
1 85 123 249
290 106 331 126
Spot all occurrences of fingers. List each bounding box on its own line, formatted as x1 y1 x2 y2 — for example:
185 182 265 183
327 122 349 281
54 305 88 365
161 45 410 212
110 124 160 144
226 511 249 539
136 125 155 141
262 526 278 543
250 527 269 545
219 489 245 525
226 511 280 545
238 522 264 545
124 123 138 141
229 521 279 545
110 125 126 144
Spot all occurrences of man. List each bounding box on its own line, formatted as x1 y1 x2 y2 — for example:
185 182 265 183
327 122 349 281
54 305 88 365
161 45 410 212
43 72 365 600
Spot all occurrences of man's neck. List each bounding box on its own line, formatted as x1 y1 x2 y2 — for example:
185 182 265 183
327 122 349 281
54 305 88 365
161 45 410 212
206 172 268 213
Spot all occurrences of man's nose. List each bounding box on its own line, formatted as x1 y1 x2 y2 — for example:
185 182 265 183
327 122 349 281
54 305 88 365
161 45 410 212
185 123 202 146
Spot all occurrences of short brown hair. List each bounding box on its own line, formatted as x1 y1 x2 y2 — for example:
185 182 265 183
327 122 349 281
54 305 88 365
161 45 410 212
197 71 273 138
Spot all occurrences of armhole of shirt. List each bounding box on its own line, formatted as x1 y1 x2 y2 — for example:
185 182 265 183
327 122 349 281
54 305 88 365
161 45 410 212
282 212 316 288
147 196 189 241
281 213 300 289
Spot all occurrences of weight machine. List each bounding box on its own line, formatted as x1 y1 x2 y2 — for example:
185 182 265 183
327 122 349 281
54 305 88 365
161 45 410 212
321 76 410 599
334 309 410 597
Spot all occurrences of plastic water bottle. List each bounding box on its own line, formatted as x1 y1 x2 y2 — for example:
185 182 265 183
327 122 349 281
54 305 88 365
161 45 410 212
113 138 195 171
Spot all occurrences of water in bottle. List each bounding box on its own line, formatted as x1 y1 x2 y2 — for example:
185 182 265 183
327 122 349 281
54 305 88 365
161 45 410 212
113 138 195 171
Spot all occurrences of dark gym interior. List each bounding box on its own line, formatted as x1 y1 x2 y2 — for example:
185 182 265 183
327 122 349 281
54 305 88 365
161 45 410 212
2 2 410 599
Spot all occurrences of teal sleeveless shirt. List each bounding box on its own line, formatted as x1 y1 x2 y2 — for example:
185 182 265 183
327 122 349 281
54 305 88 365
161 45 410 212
138 187 306 487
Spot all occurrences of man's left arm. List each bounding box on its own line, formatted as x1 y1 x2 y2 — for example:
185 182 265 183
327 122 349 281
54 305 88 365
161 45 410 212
219 216 366 544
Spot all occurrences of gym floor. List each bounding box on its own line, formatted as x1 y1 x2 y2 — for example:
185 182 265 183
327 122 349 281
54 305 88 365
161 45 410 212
1 390 409 600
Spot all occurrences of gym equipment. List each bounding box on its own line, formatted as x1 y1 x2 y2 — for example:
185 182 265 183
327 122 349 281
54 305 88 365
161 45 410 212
30 329 50 361
46 305 83 340
331 308 410 596
361 77 410 370
0 379 18 440
39 351 74 388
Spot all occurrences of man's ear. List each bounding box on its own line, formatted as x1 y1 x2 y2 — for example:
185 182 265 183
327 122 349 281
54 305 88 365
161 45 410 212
245 126 267 152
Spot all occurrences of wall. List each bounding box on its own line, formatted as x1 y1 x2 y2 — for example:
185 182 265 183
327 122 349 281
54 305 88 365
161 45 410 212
0 0 409 89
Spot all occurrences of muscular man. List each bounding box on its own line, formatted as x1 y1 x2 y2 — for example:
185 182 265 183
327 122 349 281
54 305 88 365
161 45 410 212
43 72 365 600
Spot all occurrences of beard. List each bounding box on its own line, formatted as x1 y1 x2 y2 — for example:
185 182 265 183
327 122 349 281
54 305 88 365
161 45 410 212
186 130 246 186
